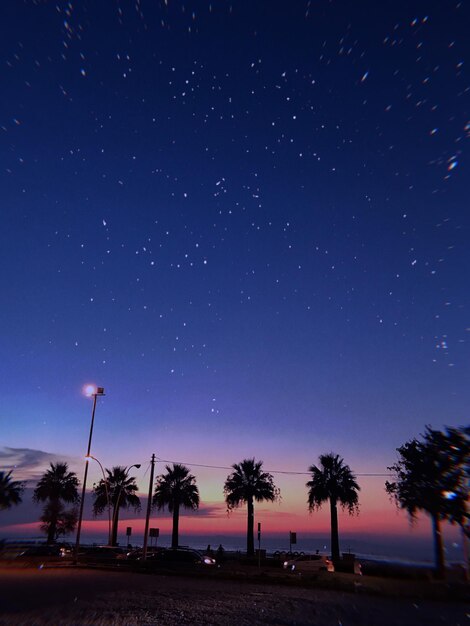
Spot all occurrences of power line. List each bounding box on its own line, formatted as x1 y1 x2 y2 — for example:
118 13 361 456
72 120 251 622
155 457 392 477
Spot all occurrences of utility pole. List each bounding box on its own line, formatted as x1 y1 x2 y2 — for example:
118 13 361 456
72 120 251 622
142 453 156 560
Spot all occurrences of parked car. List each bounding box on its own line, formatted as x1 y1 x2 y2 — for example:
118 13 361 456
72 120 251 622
0 542 62 561
283 553 334 573
77 546 127 561
20 545 62 557
59 543 74 558
116 547 165 561
150 547 216 567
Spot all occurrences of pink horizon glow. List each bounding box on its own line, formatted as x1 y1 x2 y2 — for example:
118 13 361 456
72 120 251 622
0 511 438 540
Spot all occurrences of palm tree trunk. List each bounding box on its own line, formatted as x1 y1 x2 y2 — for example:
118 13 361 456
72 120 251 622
47 517 56 544
46 502 58 544
247 497 254 557
111 506 119 546
172 503 180 548
431 512 445 579
329 497 340 564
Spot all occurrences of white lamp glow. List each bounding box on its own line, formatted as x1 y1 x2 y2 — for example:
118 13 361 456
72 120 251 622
83 384 97 397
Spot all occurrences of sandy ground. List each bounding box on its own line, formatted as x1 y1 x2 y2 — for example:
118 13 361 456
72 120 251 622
0 567 468 626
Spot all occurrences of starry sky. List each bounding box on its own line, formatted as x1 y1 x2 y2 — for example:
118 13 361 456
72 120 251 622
1 1 469 553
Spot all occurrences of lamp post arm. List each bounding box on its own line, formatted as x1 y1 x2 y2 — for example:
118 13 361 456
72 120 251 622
111 464 140 546
88 455 112 546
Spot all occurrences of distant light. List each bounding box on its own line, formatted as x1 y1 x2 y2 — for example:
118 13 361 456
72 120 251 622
443 491 457 500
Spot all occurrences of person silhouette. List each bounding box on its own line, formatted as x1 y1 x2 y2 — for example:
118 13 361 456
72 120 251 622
216 544 225 563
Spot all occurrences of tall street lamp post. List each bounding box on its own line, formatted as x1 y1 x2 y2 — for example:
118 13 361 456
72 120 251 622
87 454 112 546
74 385 105 561
111 463 141 546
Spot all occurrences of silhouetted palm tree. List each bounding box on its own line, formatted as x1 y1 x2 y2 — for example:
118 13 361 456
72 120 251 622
153 464 200 549
224 458 279 557
93 466 141 546
40 502 78 539
386 426 469 579
33 462 79 543
306 453 360 563
0 470 24 510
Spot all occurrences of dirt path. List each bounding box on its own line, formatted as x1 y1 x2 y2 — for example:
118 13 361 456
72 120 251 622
0 567 467 625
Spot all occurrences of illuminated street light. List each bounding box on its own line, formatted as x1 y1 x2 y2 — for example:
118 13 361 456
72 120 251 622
83 384 104 398
74 385 105 561
86 454 112 546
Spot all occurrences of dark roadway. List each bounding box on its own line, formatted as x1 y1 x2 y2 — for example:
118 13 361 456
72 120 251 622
0 565 468 626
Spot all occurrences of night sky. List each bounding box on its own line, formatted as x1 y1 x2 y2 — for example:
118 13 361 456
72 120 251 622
1 1 469 550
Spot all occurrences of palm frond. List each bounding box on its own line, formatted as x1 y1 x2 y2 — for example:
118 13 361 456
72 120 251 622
152 463 200 513
224 458 279 510
306 453 360 514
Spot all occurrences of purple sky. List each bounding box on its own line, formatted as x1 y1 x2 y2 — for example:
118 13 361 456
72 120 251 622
1 1 469 558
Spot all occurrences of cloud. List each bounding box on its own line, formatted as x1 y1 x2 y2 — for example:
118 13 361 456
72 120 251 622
0 447 78 483
148 502 226 519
